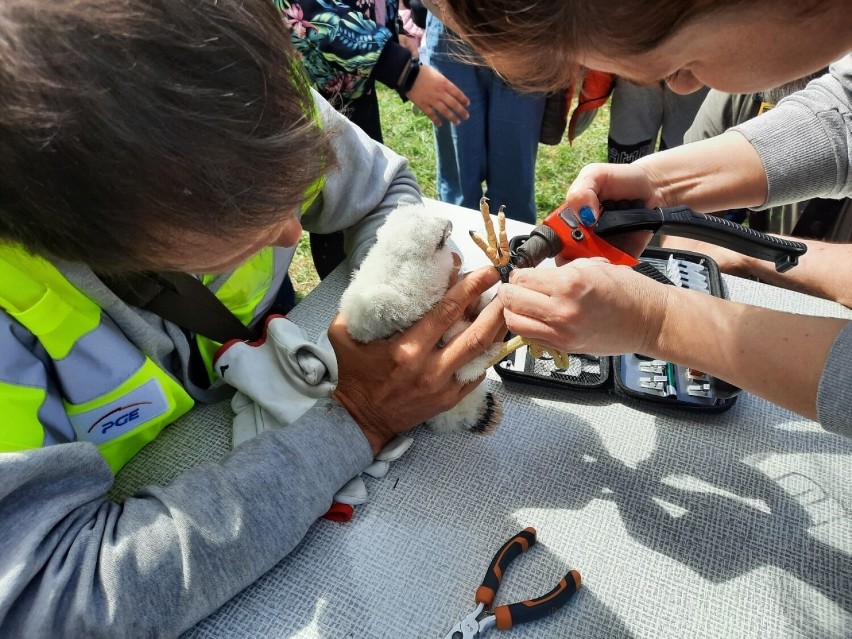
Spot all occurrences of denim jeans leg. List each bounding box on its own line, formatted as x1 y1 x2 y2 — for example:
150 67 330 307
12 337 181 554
485 72 546 224
425 15 486 211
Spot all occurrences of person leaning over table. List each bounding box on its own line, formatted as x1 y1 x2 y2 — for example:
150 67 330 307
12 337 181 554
0 1 504 636
434 0 852 435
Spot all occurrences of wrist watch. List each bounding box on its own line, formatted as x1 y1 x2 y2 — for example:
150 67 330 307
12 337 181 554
396 57 421 101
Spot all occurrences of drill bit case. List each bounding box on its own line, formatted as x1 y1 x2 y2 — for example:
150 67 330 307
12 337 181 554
493 247 739 413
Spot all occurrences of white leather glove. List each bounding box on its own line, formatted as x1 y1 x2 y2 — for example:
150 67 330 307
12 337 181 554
333 435 414 505
214 315 338 448
217 315 415 515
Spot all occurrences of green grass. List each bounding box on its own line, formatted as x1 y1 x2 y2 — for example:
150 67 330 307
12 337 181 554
290 86 611 300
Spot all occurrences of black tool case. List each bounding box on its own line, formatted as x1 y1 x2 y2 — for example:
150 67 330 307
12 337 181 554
493 247 738 413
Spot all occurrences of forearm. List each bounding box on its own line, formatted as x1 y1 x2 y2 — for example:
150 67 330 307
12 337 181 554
501 260 850 427
648 57 851 212
373 40 415 91
0 402 373 638
732 56 852 205
341 156 422 267
735 238 852 308
635 130 769 211
659 235 852 309
652 286 847 420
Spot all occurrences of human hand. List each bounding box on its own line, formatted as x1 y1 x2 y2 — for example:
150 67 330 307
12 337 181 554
329 266 504 453
496 259 671 357
406 64 470 126
563 162 670 259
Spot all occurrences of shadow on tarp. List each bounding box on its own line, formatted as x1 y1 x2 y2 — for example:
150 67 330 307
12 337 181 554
181 382 851 638
183 515 634 639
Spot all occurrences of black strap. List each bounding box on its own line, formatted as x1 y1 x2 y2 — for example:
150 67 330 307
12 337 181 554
98 195 327 361
99 271 256 343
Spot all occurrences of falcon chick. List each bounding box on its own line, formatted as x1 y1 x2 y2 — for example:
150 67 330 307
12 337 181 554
339 203 503 434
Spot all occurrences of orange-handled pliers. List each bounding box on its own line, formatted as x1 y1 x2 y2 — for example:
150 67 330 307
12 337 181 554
441 527 581 639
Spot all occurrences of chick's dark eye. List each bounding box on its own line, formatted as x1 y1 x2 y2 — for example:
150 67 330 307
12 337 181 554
436 235 446 250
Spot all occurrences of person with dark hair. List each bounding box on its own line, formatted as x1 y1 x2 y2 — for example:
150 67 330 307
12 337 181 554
433 0 852 435
278 0 470 278
0 0 503 635
400 0 427 48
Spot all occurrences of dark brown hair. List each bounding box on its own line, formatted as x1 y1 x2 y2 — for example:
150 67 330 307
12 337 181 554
0 0 337 272
437 0 828 92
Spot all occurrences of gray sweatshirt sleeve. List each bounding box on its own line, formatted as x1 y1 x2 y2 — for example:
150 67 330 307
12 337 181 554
301 90 422 268
817 323 852 438
731 55 852 207
0 400 374 638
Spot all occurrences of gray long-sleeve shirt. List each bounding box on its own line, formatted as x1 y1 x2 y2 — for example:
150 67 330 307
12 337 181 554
0 91 418 637
732 55 852 437
732 55 852 208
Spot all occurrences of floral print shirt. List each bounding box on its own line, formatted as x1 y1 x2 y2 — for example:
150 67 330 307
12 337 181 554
275 0 404 100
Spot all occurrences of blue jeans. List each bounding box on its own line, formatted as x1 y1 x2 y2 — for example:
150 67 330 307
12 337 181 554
424 15 546 224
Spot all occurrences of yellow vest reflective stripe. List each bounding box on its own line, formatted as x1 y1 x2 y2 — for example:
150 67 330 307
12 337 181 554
65 359 194 473
0 383 48 451
0 98 326 469
194 175 326 380
0 244 194 473
196 248 277 383
0 244 100 360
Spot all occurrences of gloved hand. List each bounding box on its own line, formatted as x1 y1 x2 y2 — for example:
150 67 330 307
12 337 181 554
332 434 415 506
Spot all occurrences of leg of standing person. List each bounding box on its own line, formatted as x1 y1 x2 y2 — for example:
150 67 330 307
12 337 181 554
608 79 664 163
424 13 486 210
310 91 384 280
659 84 709 150
483 73 546 224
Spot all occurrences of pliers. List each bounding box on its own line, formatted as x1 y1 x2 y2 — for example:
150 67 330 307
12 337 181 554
442 527 581 639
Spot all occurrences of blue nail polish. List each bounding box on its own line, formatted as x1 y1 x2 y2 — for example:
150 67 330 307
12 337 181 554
579 205 597 227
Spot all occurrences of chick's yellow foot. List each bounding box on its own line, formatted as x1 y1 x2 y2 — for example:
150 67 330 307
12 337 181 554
486 336 571 369
469 204 571 371
469 197 510 267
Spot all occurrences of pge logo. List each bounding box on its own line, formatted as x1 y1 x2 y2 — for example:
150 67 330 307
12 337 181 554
88 402 151 435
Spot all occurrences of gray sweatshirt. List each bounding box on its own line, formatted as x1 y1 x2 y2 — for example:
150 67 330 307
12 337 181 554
0 92 419 637
732 55 852 437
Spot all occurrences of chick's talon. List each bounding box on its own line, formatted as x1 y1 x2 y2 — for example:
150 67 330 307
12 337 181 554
471 201 569 369
469 229 500 264
497 206 508 262
470 197 510 267
486 335 571 370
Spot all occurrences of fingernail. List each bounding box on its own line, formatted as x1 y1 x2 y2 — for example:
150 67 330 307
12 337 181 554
579 205 597 227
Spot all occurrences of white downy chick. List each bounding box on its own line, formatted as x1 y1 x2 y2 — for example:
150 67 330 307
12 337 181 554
339 203 503 434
